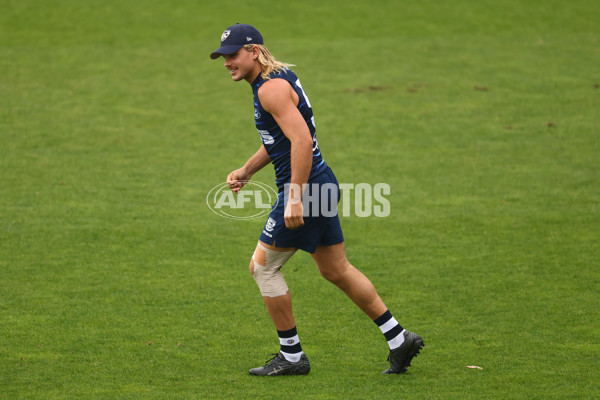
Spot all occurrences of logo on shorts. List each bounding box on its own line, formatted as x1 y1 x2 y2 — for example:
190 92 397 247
254 108 261 119
265 217 276 232
221 30 231 42
206 181 278 220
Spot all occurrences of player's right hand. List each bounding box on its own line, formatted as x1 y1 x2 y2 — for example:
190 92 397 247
226 168 249 194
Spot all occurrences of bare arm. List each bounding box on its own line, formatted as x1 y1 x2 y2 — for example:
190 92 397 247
227 144 271 193
259 78 313 229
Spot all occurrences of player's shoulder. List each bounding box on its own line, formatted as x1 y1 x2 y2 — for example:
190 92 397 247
267 67 298 84
258 75 293 97
260 77 291 89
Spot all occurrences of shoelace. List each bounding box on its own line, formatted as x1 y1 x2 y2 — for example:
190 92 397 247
263 353 280 365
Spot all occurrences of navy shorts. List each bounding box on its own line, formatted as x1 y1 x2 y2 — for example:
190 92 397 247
259 167 344 253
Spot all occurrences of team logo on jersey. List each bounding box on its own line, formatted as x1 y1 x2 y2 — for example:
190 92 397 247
265 217 276 232
221 30 231 42
254 108 261 119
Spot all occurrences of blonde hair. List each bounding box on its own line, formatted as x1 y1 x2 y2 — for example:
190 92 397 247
244 44 295 80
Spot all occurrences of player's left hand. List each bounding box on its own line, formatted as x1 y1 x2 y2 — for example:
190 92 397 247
284 199 304 229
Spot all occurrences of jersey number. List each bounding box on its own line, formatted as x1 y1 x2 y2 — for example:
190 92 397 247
294 79 312 111
258 129 274 145
296 80 319 152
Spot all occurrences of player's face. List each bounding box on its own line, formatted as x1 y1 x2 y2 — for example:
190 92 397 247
223 48 258 82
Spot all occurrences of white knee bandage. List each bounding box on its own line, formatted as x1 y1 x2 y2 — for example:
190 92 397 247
252 243 295 297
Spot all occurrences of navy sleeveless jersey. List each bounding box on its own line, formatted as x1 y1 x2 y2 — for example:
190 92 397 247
251 68 326 190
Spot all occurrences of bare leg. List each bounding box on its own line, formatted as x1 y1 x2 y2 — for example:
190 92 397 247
249 241 297 331
311 242 387 319
262 292 295 331
248 243 312 375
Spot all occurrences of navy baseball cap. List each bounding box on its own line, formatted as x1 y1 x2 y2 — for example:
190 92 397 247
210 23 263 59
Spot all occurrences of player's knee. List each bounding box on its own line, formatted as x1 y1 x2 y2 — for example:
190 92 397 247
319 268 341 284
319 260 352 285
251 243 295 297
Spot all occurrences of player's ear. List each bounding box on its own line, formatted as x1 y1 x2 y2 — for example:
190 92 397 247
251 45 260 60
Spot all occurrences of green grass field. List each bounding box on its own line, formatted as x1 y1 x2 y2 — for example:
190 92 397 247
1 0 599 398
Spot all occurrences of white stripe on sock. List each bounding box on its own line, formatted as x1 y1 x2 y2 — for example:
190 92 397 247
279 334 300 346
280 350 303 363
388 329 406 350
379 317 399 334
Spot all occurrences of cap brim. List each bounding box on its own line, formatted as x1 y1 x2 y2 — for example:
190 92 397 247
210 44 244 59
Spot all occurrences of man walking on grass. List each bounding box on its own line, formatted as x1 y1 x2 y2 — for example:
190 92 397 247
210 23 424 376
